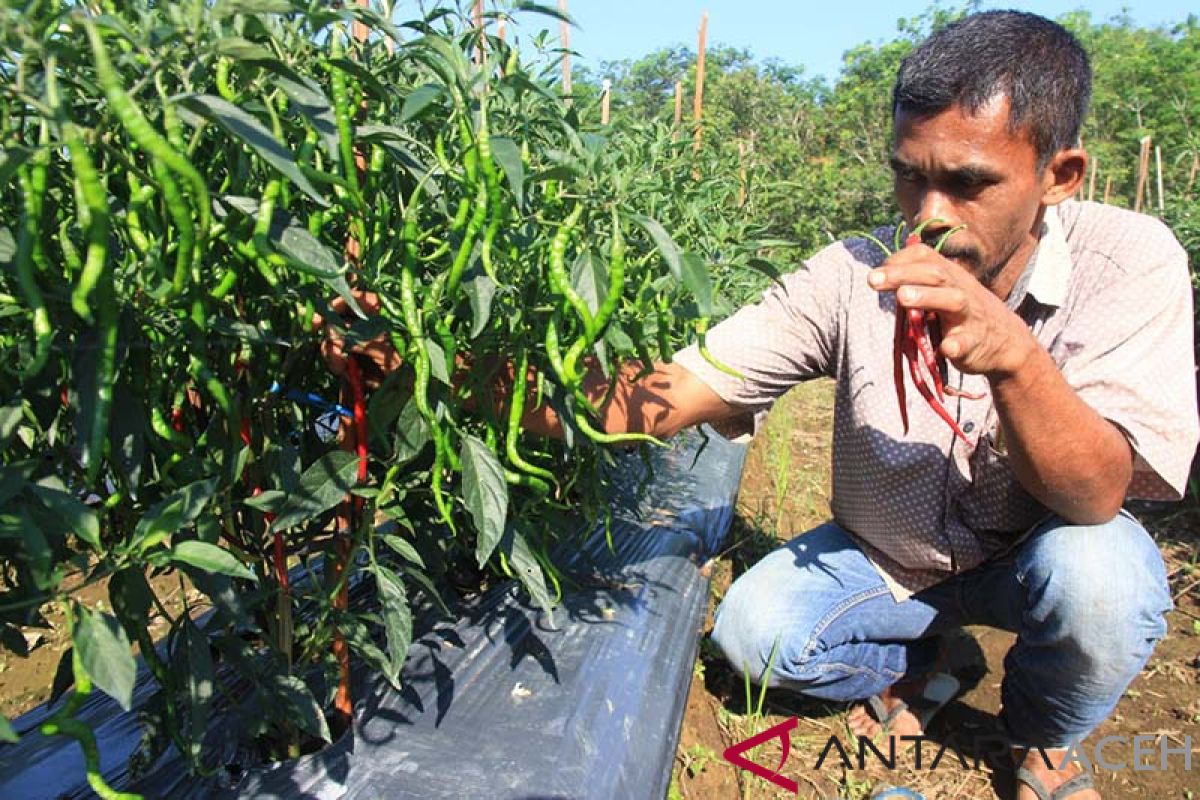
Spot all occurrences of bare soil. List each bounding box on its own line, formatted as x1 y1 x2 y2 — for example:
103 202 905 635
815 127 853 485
670 379 1200 800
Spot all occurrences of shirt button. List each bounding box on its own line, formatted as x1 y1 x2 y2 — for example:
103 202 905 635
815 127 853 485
963 422 975 433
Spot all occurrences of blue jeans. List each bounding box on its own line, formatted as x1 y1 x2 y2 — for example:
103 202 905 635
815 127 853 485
710 512 1172 748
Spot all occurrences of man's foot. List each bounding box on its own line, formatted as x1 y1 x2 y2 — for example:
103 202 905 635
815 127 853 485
1012 747 1101 800
847 673 960 739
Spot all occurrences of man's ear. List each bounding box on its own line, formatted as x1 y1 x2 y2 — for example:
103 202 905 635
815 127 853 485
1040 148 1087 205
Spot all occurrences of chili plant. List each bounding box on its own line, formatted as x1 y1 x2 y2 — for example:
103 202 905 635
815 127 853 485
0 0 777 786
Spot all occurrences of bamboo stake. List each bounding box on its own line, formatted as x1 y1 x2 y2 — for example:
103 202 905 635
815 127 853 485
498 16 506 42
1155 145 1165 212
692 11 708 157
1188 153 1199 194
559 0 571 104
601 78 611 125
1103 175 1113 204
1087 154 1098 202
473 0 485 66
1134 135 1151 213
673 80 683 131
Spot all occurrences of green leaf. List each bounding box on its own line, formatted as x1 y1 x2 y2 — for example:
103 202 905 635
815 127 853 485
628 213 683 280
29 484 100 550
109 568 155 634
269 451 359 532
745 257 785 288
0 400 21 450
108 391 145 494
8 509 55 590
170 541 256 581
273 74 340 164
268 674 330 743
466 274 496 339
131 478 219 552
394 397 432 466
489 136 525 209
0 146 32 190
243 489 287 512
680 251 713 317
374 564 411 691
209 317 290 346
570 249 607 316
424 338 451 386
379 533 425 568
270 217 343 278
215 0 296 16
461 435 508 567
0 715 17 744
175 94 329 207
181 620 214 745
74 606 136 712
0 227 15 269
400 84 443 122
216 37 275 61
506 525 555 617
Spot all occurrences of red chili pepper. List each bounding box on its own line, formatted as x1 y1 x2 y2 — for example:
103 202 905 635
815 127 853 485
894 231 973 444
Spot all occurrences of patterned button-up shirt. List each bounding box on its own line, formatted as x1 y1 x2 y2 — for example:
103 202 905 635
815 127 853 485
673 200 1198 599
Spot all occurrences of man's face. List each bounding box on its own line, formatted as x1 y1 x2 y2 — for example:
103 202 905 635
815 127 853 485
890 95 1049 298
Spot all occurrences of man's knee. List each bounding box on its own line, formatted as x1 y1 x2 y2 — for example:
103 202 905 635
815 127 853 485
1017 512 1171 676
711 567 799 681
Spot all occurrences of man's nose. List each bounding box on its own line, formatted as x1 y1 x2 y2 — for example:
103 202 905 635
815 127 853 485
913 191 959 241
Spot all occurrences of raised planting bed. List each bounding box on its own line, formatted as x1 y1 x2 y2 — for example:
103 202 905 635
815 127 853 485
0 426 747 799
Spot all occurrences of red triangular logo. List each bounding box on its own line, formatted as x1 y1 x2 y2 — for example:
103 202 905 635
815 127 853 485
722 716 799 794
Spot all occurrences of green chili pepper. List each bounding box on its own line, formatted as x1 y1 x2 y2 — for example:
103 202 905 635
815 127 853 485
66 127 110 324
154 161 196 297
14 125 52 375
430 429 456 532
506 348 558 485
82 16 210 246
696 318 745 380
547 204 592 332
446 181 487 295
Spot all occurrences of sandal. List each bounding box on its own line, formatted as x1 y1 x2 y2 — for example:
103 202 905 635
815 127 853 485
1015 766 1096 799
864 672 961 735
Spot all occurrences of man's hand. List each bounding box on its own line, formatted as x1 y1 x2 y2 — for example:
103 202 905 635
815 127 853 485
867 243 1035 379
311 291 402 388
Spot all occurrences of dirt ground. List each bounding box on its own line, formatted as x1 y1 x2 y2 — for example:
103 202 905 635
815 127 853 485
670 380 1200 800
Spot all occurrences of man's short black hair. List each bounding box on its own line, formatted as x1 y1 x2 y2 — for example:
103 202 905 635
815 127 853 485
892 10 1092 168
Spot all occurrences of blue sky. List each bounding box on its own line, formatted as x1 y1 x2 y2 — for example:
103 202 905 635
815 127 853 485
510 1 1193 82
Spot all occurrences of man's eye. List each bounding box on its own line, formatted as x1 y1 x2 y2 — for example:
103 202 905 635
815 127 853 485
893 167 921 183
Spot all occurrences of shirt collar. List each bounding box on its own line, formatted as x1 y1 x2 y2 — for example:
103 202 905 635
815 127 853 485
1016 205 1072 309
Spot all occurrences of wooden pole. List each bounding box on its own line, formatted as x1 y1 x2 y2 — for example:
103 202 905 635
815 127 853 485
473 0 485 66
601 79 611 125
498 16 506 42
559 0 571 104
1087 154 1098 202
673 80 683 131
1134 135 1151 213
1155 145 1165 212
1103 175 1113 204
692 11 708 157
1189 153 1199 195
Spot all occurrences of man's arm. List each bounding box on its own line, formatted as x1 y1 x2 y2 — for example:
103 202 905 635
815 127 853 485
986 339 1132 523
517 358 748 442
314 294 746 443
